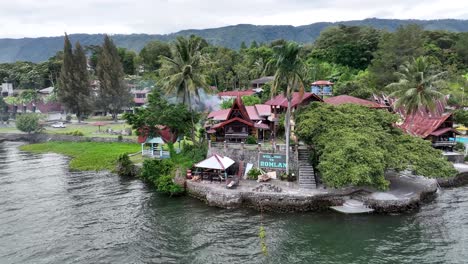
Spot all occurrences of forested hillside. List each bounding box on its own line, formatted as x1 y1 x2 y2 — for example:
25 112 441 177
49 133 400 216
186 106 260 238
1 18 468 62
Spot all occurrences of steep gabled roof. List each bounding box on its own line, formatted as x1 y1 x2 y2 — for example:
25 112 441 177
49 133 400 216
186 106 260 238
324 95 388 108
265 92 323 108
211 117 254 129
227 95 251 122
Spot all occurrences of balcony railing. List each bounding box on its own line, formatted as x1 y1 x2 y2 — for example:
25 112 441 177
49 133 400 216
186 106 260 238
432 141 456 147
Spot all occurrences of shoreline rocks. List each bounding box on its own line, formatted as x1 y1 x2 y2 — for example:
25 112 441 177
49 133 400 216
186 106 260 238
186 175 439 214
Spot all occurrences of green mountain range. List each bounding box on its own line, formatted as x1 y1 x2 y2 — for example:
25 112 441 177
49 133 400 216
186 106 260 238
1 18 468 63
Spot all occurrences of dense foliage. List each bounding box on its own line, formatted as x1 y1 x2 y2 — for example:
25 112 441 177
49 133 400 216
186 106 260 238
2 19 468 63
140 159 184 196
296 103 457 190
57 34 93 122
15 113 41 133
96 35 133 121
124 89 194 141
116 154 138 177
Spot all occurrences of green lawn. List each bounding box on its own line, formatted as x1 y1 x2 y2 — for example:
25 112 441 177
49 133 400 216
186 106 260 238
0 122 137 139
20 142 140 171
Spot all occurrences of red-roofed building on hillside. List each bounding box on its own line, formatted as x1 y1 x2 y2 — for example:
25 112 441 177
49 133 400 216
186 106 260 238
217 90 257 100
206 96 272 142
324 95 389 109
398 113 459 150
265 92 323 111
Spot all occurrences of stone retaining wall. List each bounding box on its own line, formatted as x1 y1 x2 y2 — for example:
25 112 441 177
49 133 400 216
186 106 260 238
0 133 136 144
186 179 438 214
437 172 468 187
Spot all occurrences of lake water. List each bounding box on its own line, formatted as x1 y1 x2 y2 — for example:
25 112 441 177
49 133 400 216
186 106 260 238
1 141 468 264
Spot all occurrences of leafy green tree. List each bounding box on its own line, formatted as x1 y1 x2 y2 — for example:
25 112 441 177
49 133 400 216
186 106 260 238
296 103 457 190
58 34 94 122
370 25 426 88
117 48 136 75
312 25 381 70
267 41 305 174
386 56 446 130
96 35 132 121
16 113 41 134
159 36 209 142
124 89 194 141
220 95 261 109
453 109 468 126
139 40 172 72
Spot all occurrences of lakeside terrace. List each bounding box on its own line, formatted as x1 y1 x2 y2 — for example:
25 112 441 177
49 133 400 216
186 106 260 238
185 171 441 213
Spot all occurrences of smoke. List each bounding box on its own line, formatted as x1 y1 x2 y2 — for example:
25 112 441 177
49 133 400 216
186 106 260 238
193 89 222 112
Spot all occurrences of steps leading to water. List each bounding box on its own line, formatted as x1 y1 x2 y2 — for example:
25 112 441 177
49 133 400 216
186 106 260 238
330 199 375 214
298 148 316 189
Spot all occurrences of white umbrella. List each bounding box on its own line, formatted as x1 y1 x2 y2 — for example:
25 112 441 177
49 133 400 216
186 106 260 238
194 154 235 170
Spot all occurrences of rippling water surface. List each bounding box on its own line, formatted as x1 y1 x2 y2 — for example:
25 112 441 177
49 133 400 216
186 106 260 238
1 141 468 264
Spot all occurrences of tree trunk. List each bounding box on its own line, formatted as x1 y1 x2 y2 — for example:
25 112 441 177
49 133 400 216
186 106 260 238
186 84 196 143
285 97 292 175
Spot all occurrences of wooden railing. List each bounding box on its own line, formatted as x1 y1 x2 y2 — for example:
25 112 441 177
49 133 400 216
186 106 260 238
432 141 456 147
209 141 289 153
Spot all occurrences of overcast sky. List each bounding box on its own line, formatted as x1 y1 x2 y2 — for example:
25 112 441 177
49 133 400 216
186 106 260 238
1 0 467 38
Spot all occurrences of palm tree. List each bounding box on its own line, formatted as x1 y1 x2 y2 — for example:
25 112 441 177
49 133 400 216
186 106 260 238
159 36 209 142
267 42 305 175
386 56 446 133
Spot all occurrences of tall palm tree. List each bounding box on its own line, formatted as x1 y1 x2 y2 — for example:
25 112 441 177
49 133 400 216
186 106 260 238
159 36 209 142
387 56 446 133
267 42 305 175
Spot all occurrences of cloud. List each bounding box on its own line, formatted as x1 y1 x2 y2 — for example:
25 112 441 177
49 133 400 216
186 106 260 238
1 0 467 38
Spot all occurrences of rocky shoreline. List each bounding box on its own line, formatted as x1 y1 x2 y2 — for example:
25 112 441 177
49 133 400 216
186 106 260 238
185 173 441 214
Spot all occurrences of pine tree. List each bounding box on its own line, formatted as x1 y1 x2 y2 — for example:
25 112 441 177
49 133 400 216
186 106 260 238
96 35 132 121
57 34 93 122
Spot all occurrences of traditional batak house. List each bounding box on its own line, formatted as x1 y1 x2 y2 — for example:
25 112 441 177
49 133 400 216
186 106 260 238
206 96 272 142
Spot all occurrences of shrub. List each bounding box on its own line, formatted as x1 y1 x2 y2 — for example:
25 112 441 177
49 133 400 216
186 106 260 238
65 115 72 122
16 113 40 134
156 175 184 196
245 135 257 144
116 154 137 177
117 135 123 141
247 167 263 180
64 130 84 136
455 142 465 152
181 142 207 162
140 159 175 183
139 159 184 196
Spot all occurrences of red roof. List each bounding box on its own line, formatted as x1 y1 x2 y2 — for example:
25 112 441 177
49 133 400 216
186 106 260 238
134 98 146 104
208 109 229 120
255 104 271 116
254 122 270 130
226 96 251 122
208 104 270 122
430 127 460 137
312 80 334 86
399 113 452 138
265 92 323 108
246 106 263 120
212 117 254 129
324 95 388 108
218 90 256 97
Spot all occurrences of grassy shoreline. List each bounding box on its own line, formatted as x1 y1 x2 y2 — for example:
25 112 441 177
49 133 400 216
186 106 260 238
20 141 140 171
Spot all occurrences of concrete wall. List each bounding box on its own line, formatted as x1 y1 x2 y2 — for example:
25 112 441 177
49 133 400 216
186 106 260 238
207 141 299 175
